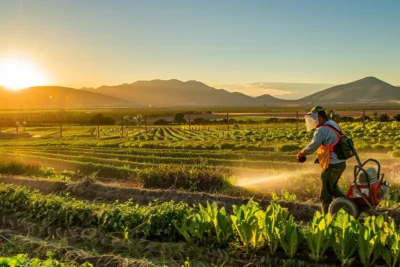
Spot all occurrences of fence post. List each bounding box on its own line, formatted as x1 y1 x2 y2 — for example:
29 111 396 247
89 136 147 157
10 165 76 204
362 109 366 131
296 110 299 132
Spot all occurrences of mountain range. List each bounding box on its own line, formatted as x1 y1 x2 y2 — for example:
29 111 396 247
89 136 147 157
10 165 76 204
0 77 399 109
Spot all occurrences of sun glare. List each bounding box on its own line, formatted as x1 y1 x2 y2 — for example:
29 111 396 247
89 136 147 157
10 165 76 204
0 57 48 91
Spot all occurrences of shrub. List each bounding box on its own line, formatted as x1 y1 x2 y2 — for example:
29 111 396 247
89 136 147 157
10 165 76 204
154 119 170 125
275 143 301 152
0 159 51 176
218 142 236 150
137 165 230 192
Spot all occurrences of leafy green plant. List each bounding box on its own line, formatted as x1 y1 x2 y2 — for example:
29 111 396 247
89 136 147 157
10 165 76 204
0 254 93 267
173 215 194 243
231 200 265 252
381 218 400 267
198 202 232 246
142 201 191 242
332 209 359 266
305 211 333 262
271 190 296 202
263 202 289 256
276 215 302 259
358 215 386 267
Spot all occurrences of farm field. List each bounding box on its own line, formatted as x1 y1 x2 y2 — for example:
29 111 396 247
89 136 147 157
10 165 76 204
0 121 400 266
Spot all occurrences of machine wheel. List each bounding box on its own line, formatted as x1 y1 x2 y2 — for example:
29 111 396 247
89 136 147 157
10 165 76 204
329 197 360 218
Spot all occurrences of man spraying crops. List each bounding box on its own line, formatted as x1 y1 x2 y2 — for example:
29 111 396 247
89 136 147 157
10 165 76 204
296 106 347 214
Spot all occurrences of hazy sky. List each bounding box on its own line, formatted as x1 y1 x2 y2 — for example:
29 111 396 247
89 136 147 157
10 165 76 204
0 0 399 98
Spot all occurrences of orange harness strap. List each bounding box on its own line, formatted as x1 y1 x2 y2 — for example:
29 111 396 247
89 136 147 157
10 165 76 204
322 125 342 151
317 125 342 169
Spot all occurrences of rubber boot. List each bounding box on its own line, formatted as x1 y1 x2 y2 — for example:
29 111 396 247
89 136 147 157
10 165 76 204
321 203 330 215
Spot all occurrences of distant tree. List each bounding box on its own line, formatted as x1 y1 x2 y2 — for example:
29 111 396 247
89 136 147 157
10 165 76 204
264 118 279 123
393 114 400 122
89 113 115 125
379 113 390 122
340 116 354 122
154 119 170 125
355 115 370 122
193 117 205 124
173 113 186 125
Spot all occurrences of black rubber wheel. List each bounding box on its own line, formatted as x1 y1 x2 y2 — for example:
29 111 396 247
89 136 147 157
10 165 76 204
329 197 360 218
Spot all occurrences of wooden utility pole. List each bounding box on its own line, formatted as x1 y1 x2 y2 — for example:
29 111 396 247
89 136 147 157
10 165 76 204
227 113 229 131
296 110 299 132
362 109 366 131
188 114 192 133
121 118 124 137
97 118 100 138
144 116 148 136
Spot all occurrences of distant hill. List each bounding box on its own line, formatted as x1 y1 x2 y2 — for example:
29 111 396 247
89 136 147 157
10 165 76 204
254 94 287 105
299 77 400 104
0 77 399 109
0 86 131 109
92 79 266 106
90 77 400 107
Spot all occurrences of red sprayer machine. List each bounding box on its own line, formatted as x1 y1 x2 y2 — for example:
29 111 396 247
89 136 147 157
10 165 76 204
329 141 390 218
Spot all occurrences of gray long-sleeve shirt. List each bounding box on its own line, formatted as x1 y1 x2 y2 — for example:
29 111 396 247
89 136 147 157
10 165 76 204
303 120 346 165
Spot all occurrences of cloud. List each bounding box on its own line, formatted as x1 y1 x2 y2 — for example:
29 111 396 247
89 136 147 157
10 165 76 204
212 82 336 99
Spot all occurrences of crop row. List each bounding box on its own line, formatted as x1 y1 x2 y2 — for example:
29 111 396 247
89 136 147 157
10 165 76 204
123 123 400 144
0 219 334 267
0 183 399 266
1 151 323 198
2 145 297 161
7 148 302 170
2 150 307 177
9 145 400 169
0 254 92 267
0 155 232 193
0 232 153 267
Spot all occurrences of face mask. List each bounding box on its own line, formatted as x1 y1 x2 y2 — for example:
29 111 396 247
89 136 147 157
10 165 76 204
304 113 319 131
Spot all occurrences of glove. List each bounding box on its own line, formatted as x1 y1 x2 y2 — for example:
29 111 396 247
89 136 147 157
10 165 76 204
296 151 307 163
296 151 306 160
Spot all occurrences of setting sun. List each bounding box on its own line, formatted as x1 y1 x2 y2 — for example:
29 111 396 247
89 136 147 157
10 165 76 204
0 57 48 91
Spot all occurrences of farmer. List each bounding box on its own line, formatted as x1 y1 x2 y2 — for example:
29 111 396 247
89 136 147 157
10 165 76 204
296 106 346 214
